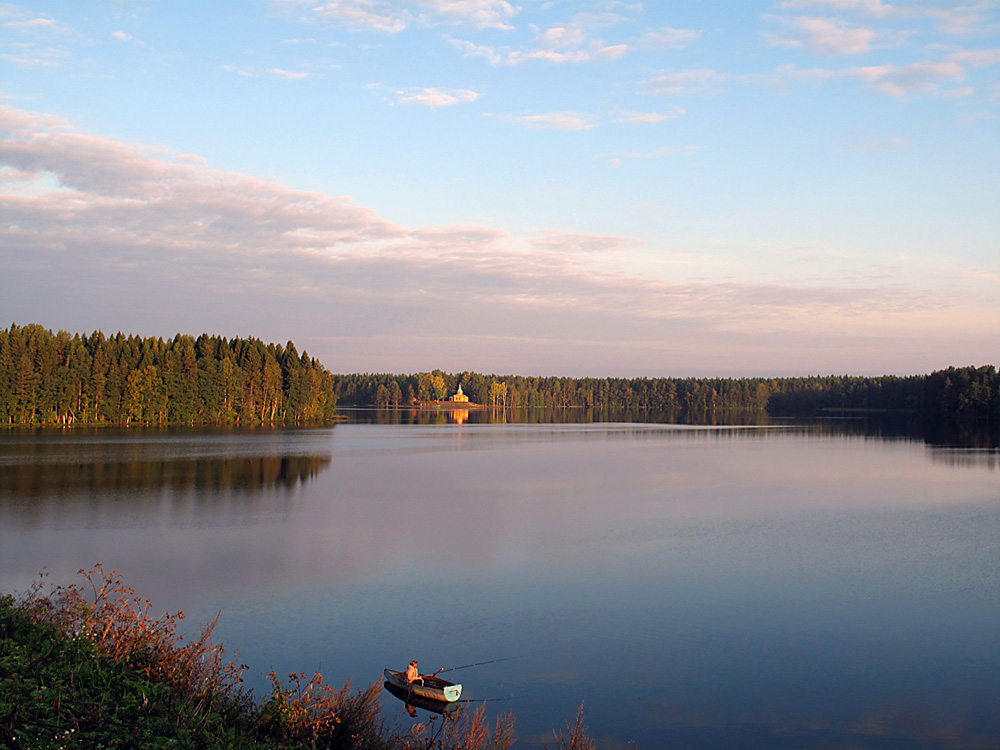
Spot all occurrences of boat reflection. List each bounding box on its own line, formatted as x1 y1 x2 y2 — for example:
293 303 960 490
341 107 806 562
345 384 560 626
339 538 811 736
383 681 462 719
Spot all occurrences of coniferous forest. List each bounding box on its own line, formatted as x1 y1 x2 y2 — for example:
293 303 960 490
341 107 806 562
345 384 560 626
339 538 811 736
0 323 996 427
0 324 336 426
330 366 999 425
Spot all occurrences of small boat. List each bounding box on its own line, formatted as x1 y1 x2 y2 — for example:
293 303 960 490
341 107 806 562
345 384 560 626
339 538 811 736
383 668 462 703
383 680 461 716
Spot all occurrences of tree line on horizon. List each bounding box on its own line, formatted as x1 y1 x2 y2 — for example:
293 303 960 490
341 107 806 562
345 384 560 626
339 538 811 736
332 366 999 424
0 323 336 426
0 324 996 426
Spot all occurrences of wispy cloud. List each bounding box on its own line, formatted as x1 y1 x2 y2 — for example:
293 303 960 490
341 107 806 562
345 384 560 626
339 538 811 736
223 64 316 80
640 27 703 50
948 47 1000 67
449 37 630 65
275 0 518 32
923 3 997 35
776 0 997 35
777 0 896 18
848 60 965 96
503 111 597 130
763 14 878 55
396 87 479 107
2 104 993 376
740 62 838 91
0 5 73 68
641 69 728 96
530 231 636 255
507 42 629 64
446 8 637 65
416 0 519 30
615 108 687 124
745 55 980 98
268 68 312 80
2 14 71 36
286 0 408 33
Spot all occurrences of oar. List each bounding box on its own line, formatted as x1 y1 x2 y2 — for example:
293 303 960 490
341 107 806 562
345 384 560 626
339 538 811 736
436 657 516 675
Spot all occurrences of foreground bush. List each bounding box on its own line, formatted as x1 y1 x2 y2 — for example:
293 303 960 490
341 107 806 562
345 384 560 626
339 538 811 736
1 567 593 749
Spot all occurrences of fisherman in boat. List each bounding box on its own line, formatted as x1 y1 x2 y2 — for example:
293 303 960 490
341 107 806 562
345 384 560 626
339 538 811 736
406 660 422 684
405 660 443 685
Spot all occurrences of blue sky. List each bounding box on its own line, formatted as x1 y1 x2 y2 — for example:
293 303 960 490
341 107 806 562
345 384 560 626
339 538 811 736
1 0 998 377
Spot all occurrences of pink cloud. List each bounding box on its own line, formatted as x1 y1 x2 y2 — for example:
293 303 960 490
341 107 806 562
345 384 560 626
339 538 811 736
764 15 878 55
2 104 994 377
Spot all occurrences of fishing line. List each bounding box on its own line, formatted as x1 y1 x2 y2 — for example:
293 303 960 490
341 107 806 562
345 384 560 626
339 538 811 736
437 656 517 674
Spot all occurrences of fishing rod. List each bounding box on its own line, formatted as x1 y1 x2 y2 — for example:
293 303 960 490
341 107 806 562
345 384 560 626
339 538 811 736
437 656 517 675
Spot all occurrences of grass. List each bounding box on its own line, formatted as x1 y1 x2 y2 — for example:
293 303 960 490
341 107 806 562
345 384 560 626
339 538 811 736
1 567 600 749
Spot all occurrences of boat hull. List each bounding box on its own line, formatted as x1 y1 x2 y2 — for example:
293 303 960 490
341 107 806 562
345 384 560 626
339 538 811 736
383 680 461 715
383 668 462 702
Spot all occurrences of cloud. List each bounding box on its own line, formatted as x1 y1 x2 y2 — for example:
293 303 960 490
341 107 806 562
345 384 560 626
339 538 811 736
504 112 596 130
507 42 629 64
2 15 71 36
948 47 1000 67
223 64 315 79
615 108 686 124
0 105 399 255
447 37 506 65
640 27 702 50
446 8 636 65
778 0 896 18
776 0 997 36
416 0 519 30
396 87 479 107
276 0 518 32
267 68 311 80
450 36 630 65
923 4 996 35
296 0 408 33
641 69 727 95
2 104 994 377
764 14 878 55
744 56 977 98
740 63 838 91
848 61 965 96
530 231 636 255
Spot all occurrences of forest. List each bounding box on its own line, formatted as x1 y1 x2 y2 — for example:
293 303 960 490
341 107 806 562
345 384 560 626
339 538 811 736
331 366 999 424
1 323 996 426
0 323 336 426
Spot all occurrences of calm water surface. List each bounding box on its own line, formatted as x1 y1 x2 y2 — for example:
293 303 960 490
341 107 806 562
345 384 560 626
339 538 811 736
1 419 998 749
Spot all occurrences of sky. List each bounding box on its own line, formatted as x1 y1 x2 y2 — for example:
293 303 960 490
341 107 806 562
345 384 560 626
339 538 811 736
1 0 998 378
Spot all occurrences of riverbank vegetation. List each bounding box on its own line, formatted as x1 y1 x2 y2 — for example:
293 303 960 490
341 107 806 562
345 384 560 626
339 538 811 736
0 324 336 426
1 323 996 427
2 567 596 750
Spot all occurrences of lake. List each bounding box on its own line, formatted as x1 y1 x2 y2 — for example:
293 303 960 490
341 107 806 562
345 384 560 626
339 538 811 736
1 414 998 749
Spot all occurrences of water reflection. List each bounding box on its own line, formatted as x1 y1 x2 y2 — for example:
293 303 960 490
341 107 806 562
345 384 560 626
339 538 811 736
345 407 1000 449
928 447 1000 470
1 421 997 750
0 453 331 500
383 681 462 719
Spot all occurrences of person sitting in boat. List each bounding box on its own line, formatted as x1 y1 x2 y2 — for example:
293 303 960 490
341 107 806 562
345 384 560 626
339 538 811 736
406 660 421 684
405 660 443 685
